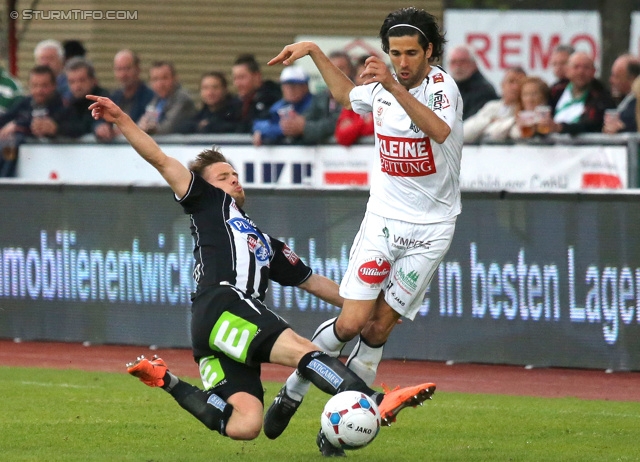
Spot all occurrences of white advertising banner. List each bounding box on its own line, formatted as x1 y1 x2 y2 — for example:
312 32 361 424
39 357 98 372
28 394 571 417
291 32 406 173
631 12 640 56
16 144 374 188
460 145 627 190
15 143 627 191
443 10 601 90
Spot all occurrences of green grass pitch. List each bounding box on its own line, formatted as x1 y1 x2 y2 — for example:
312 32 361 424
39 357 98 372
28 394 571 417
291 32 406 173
1 366 639 461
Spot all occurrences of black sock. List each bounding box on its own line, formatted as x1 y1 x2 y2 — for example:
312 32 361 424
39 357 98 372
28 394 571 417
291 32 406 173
165 379 233 435
297 351 380 403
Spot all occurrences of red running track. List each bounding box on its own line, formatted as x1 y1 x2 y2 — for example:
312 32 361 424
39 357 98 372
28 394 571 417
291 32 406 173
1 340 639 402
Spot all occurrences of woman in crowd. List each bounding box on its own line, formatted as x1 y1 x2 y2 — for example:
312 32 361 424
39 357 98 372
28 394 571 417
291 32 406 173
510 76 551 140
463 66 526 143
180 71 242 134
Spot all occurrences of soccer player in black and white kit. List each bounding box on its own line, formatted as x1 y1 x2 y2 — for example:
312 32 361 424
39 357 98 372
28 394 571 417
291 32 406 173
87 94 433 448
265 7 462 455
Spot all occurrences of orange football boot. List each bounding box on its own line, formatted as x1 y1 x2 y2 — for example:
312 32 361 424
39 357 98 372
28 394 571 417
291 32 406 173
126 355 168 387
378 382 436 426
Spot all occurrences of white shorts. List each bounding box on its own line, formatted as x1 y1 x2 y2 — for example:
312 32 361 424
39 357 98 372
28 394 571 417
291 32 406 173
339 211 456 320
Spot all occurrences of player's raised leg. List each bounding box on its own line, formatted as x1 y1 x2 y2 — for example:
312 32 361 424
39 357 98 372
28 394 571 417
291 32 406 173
126 355 239 436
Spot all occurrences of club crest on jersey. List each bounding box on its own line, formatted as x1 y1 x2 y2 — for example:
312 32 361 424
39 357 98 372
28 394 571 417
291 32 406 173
246 235 270 264
357 257 391 287
374 105 386 127
409 121 420 133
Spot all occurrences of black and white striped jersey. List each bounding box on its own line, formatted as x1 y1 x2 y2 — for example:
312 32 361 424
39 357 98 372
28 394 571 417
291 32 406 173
177 172 311 301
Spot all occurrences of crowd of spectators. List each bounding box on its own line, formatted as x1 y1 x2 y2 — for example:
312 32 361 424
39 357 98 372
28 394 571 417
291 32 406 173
1 38 640 177
450 43 640 144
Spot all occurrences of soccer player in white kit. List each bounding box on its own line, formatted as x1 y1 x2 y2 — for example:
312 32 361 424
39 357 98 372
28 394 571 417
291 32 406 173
264 7 463 455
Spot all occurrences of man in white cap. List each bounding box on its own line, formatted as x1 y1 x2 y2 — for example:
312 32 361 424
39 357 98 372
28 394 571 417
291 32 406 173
252 66 314 145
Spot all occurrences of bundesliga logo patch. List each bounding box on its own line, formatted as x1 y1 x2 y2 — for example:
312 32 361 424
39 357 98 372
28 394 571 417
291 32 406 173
432 73 444 83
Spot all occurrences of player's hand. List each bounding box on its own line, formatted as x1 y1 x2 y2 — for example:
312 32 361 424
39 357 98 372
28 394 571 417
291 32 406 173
268 41 315 66
87 95 124 125
360 56 394 88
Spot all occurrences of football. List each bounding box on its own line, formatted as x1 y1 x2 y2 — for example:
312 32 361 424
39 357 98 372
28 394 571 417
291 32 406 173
320 391 381 450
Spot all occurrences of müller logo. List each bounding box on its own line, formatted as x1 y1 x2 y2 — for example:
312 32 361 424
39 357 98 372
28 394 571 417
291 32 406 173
377 134 436 177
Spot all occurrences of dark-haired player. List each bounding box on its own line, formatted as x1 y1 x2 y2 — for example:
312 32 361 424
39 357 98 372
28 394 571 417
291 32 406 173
265 7 461 455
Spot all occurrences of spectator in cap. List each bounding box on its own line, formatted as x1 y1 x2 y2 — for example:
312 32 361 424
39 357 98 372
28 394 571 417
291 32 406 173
252 66 314 145
280 50 348 145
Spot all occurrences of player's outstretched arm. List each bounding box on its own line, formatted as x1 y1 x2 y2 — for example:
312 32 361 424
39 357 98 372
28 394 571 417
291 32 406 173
269 42 355 108
298 273 344 308
87 95 192 197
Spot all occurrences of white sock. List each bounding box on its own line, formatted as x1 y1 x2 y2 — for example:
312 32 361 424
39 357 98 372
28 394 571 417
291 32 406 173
284 317 347 402
311 317 346 357
345 336 384 386
285 370 310 401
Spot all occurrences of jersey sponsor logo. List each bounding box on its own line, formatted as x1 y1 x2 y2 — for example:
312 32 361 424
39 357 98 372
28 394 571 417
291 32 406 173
357 257 391 285
199 356 225 390
377 98 391 106
432 73 444 83
210 311 258 363
307 359 344 389
427 90 450 112
394 268 420 293
391 235 431 250
378 134 436 177
228 217 272 263
282 243 300 265
206 393 228 411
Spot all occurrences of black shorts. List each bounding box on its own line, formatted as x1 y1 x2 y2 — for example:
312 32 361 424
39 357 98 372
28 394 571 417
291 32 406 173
190 285 290 402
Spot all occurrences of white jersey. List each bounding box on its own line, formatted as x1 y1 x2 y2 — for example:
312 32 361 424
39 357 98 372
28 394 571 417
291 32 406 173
349 66 463 224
